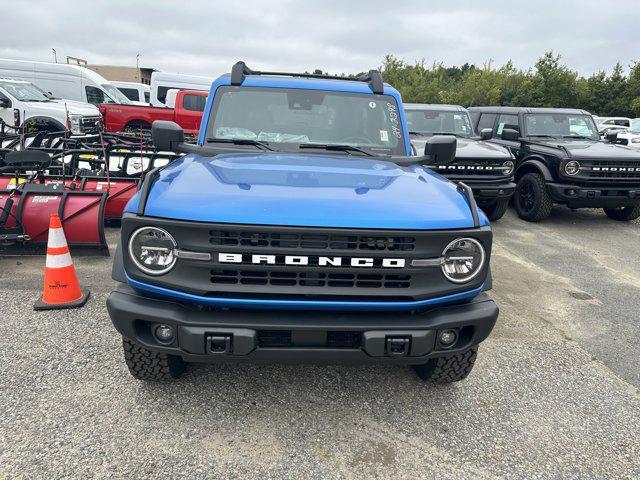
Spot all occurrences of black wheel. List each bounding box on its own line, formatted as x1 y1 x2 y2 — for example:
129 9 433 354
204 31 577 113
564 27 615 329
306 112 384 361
480 198 510 221
514 173 554 222
603 204 640 221
122 338 185 381
413 346 478 384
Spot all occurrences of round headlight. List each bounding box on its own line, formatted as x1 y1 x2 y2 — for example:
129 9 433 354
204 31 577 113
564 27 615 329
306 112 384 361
441 238 485 283
128 227 177 275
564 160 580 176
502 160 515 176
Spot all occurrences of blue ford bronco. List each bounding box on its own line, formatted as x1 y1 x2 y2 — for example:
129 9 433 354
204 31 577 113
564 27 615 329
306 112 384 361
106 62 499 383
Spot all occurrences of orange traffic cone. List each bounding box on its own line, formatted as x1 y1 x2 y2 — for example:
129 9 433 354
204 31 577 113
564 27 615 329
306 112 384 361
34 213 90 310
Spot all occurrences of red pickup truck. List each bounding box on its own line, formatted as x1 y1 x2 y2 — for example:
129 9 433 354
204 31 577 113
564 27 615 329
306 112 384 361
99 90 207 135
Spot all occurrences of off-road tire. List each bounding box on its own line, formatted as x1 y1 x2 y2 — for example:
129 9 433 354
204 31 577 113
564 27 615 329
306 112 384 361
122 338 185 381
603 204 640 221
413 346 478 384
514 173 554 222
481 198 510 221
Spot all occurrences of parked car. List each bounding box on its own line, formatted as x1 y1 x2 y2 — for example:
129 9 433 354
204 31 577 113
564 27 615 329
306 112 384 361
99 90 207 135
595 116 632 136
405 103 515 220
107 62 499 384
468 106 640 221
616 121 640 147
0 78 101 134
150 71 214 107
112 81 150 105
0 58 131 107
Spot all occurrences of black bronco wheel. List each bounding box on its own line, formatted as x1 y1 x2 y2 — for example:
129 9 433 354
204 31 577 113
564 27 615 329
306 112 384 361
413 346 478 384
514 173 553 222
480 198 510 221
122 338 185 381
603 204 640 221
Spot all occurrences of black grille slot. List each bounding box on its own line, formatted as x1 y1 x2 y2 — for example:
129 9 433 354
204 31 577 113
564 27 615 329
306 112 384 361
209 229 415 251
327 331 362 349
257 330 292 347
210 270 412 289
587 161 640 179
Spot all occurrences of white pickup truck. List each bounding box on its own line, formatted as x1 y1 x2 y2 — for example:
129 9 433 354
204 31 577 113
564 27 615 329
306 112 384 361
0 79 101 134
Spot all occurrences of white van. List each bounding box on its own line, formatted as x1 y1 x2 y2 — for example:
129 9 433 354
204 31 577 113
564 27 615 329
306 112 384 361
112 81 150 105
150 71 213 107
0 79 101 134
0 58 131 107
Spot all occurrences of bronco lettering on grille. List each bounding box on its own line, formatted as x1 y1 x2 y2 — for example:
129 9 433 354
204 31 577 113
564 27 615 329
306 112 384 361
217 253 406 268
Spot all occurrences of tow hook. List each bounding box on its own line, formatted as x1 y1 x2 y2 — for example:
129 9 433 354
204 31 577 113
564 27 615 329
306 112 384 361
385 336 411 357
206 334 233 354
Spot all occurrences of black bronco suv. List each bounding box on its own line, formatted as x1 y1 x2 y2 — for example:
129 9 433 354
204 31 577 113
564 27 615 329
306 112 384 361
468 106 640 222
405 104 515 221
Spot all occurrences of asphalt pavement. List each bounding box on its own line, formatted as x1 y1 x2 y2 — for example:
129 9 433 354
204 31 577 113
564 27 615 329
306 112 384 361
1 206 639 479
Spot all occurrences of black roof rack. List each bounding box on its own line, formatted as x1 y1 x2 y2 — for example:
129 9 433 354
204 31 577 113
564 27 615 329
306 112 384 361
230 61 385 94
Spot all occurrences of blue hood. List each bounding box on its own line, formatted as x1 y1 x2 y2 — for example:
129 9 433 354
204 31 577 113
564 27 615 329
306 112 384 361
129 153 487 230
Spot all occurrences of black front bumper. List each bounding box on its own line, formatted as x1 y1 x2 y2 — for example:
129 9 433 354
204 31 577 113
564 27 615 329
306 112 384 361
547 182 640 208
444 177 516 202
107 284 499 365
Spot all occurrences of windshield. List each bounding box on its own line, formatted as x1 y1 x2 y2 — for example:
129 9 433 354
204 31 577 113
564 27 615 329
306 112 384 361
629 120 640 133
405 109 473 137
101 83 131 104
524 113 600 140
206 86 406 155
0 81 50 102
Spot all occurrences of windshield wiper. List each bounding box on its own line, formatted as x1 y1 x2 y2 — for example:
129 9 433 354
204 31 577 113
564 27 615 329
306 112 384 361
23 99 50 103
206 138 274 151
561 135 597 140
298 143 373 156
526 134 557 138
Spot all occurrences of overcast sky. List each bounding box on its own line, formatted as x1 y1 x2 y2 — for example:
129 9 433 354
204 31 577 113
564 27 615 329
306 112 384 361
3 0 638 79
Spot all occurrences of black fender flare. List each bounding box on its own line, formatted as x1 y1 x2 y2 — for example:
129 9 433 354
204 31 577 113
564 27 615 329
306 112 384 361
515 157 554 182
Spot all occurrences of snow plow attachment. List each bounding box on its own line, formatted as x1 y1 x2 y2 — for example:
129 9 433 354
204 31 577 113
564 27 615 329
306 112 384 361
1 184 108 256
2 186 108 255
79 177 140 221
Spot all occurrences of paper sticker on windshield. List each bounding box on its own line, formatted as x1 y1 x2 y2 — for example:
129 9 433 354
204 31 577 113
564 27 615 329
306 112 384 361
380 130 389 142
369 101 376 109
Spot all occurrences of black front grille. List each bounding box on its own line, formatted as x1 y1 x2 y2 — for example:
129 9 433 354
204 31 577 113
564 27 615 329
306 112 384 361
209 230 415 251
211 269 412 289
122 216 492 304
434 162 508 177
587 161 640 179
80 116 101 133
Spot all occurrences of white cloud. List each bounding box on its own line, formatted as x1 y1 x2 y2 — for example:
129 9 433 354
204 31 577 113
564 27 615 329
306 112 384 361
2 0 638 78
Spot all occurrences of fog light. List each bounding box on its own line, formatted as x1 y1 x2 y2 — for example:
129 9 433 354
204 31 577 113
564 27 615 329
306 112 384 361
439 329 457 346
154 324 174 343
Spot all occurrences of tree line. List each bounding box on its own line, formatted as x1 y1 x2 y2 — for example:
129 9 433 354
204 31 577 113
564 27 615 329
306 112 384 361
321 52 640 117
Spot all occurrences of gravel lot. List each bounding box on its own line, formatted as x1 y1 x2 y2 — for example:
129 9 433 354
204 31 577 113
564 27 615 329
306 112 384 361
1 206 639 479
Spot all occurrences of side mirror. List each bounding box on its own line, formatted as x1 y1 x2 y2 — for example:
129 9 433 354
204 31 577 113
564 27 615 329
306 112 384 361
152 120 184 152
501 128 519 141
605 130 618 143
480 128 493 140
0 98 11 109
423 135 456 164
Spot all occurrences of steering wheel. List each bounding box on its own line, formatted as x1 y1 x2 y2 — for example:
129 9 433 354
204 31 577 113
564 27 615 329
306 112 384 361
340 136 371 145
